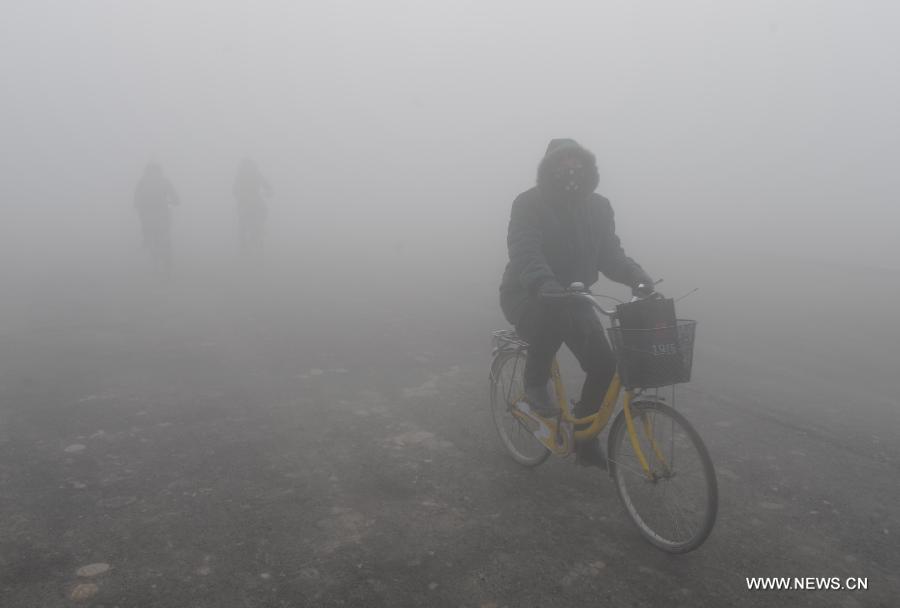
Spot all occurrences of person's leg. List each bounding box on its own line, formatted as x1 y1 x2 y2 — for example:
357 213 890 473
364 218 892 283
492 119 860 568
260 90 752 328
256 207 267 254
563 301 617 417
139 218 151 248
561 301 615 467
252 215 265 261
238 217 249 257
161 233 174 279
516 300 565 415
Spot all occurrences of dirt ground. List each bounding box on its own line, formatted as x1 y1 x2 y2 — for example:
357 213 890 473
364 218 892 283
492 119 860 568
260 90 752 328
1 269 897 607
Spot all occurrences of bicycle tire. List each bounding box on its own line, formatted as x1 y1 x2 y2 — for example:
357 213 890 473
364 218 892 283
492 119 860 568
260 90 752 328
489 351 551 467
607 399 718 553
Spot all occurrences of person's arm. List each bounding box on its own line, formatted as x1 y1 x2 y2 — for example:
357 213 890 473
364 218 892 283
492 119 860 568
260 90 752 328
507 197 558 293
260 175 273 198
596 199 652 289
165 179 181 206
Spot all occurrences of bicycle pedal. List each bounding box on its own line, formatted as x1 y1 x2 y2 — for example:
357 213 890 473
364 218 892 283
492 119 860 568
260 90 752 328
512 402 542 431
514 402 571 455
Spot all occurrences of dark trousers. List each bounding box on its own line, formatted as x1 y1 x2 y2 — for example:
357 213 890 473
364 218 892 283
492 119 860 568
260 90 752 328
516 299 617 416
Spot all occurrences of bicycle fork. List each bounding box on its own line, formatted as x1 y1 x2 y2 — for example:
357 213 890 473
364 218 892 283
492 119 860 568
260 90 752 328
622 393 671 480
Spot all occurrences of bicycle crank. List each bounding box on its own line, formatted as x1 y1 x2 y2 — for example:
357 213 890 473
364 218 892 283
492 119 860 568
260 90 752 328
512 402 573 456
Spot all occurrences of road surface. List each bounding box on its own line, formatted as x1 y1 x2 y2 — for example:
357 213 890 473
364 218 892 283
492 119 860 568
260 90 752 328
1 270 897 607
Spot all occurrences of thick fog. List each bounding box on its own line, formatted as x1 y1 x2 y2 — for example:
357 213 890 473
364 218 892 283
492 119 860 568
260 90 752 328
6 1 899 265
4 0 898 413
1 1 899 605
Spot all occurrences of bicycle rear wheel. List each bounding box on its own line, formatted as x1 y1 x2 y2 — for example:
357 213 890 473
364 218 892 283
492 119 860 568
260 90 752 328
489 351 550 467
607 399 717 553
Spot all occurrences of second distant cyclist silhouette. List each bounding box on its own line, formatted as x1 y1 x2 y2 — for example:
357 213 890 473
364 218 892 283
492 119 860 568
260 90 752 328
134 162 180 278
233 159 272 261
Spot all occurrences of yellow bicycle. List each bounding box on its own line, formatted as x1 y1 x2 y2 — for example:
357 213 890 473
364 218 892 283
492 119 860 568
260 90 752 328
489 284 718 553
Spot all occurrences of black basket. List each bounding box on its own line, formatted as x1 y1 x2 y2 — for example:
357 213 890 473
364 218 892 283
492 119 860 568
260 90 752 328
607 319 697 389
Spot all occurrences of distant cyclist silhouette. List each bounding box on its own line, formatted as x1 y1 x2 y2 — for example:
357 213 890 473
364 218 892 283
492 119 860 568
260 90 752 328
233 158 272 261
134 162 180 278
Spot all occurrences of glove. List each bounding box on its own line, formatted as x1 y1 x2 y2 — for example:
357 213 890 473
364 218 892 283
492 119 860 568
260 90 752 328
631 282 656 299
537 279 567 300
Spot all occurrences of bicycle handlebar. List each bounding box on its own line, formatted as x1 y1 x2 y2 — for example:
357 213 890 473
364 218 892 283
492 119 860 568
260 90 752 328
545 281 662 318
572 284 618 317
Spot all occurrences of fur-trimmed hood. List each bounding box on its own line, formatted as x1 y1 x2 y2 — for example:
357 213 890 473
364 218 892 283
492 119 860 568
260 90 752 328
536 138 600 200
500 139 651 326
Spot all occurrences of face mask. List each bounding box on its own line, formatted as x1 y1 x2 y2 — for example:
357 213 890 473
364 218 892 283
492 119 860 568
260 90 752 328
551 158 588 196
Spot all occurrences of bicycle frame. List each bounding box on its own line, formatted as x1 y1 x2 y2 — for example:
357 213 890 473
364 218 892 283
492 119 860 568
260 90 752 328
491 285 717 553
494 286 668 477
549 361 654 474
549 359 621 441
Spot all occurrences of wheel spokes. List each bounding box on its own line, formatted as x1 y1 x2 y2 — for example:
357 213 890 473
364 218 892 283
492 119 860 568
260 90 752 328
614 404 713 550
492 354 547 464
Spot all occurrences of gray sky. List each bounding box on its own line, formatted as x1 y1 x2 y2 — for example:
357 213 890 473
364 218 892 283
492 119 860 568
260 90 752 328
2 1 899 279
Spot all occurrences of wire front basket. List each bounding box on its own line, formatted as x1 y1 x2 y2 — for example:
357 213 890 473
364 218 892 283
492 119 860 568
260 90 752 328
607 320 697 389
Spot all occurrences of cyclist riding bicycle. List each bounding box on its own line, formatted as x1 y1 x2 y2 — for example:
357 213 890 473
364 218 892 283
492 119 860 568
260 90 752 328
499 139 655 467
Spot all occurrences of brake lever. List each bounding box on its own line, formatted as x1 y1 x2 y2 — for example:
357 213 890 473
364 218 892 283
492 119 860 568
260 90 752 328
675 287 700 303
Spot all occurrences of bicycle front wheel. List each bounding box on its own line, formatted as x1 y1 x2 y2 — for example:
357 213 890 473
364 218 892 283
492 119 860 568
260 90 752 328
608 399 717 553
489 351 550 467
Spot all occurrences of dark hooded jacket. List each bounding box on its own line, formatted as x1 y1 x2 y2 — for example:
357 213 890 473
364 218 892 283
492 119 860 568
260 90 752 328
499 139 652 325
